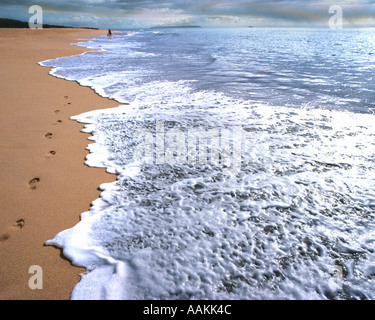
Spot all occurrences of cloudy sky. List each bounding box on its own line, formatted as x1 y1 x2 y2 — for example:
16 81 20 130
1 0 375 28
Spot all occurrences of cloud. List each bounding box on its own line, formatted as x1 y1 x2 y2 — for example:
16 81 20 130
126 8 195 27
206 15 241 24
0 0 375 28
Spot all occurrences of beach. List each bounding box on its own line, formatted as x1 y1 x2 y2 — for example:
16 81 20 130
0 28 119 299
2 27 375 300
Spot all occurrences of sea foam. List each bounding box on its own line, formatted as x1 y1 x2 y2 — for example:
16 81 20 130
43 30 375 300
47 91 375 300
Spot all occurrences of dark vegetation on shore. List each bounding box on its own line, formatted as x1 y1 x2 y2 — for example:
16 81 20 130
0 17 98 29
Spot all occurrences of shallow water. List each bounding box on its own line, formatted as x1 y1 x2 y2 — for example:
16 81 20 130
41 28 375 299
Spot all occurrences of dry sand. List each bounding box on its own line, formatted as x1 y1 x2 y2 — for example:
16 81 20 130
0 28 120 299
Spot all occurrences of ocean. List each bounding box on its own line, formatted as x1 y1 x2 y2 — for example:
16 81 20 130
41 28 375 300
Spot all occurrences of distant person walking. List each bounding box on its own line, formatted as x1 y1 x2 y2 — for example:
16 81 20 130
107 29 112 39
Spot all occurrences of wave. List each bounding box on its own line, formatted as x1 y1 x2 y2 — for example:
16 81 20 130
42 30 375 300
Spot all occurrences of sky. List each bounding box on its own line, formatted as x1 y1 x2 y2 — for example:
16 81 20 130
1 0 375 28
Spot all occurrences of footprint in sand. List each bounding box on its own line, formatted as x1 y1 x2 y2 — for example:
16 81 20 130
64 96 71 105
0 232 10 242
45 132 52 139
0 219 25 242
45 150 56 159
13 219 25 229
28 177 40 190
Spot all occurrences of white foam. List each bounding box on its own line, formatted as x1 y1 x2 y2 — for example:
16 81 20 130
46 88 375 299
43 31 375 300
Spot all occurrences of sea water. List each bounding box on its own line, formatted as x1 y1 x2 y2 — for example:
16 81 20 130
41 28 375 300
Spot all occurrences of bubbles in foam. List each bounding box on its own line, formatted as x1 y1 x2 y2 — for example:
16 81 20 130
48 82 375 299
43 30 375 300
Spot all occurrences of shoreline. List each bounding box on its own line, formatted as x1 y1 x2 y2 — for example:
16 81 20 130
0 28 120 299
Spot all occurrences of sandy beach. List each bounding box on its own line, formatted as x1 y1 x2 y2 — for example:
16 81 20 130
0 28 119 299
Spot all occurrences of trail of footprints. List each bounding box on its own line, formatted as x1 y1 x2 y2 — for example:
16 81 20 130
30 95 71 191
0 97 72 243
